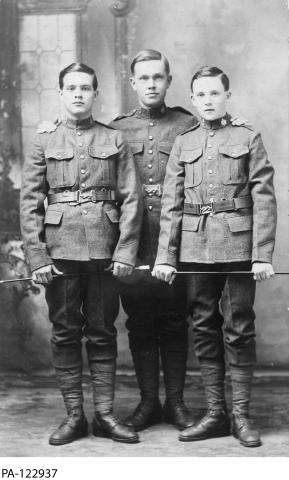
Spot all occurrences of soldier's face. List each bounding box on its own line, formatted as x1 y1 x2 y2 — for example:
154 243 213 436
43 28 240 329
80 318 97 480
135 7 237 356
191 76 231 121
130 60 172 108
59 72 97 119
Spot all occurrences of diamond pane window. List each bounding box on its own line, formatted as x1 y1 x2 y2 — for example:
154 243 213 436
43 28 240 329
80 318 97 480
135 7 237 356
19 13 77 154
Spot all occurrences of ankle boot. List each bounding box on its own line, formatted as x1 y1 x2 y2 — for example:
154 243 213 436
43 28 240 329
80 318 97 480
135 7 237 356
230 365 261 447
125 336 162 431
92 412 139 443
49 406 88 446
179 409 230 441
50 365 87 446
125 398 163 431
160 327 194 430
179 361 230 441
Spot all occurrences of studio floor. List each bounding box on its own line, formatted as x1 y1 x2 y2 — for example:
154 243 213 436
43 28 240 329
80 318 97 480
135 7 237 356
0 372 288 457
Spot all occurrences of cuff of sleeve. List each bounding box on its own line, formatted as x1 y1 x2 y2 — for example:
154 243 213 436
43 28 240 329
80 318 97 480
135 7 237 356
112 241 138 267
155 249 177 268
252 242 274 264
27 248 53 271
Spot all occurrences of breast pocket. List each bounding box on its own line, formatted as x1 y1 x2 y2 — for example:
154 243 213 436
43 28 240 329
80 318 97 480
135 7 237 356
88 145 119 184
181 147 203 188
219 144 249 184
158 141 173 176
45 148 75 188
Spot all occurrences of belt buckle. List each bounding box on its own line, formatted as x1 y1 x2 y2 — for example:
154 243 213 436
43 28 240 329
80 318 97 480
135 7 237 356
68 190 80 206
200 201 214 215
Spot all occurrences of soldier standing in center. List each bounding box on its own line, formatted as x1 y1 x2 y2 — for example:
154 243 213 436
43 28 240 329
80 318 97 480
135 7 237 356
110 50 197 431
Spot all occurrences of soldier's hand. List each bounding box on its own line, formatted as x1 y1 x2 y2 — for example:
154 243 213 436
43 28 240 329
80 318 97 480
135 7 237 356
32 264 63 285
231 116 249 126
251 262 274 282
151 264 177 285
112 261 133 277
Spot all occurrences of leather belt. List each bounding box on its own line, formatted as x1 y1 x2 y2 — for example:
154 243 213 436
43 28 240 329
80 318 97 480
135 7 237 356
184 196 252 215
143 184 163 197
48 187 116 205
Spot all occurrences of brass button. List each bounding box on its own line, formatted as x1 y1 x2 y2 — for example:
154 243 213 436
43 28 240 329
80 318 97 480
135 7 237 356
148 205 153 211
149 135 153 140
78 143 83 147
208 144 212 148
80 154 85 159
148 178 153 183
148 192 153 197
83 210 88 215
209 197 214 202
77 131 82 136
148 149 153 154
148 164 152 169
149 122 154 127
57 154 61 159
208 169 213 174
208 155 212 160
80 169 86 174
209 183 213 188
81 183 86 188
102 152 106 157
209 132 214 137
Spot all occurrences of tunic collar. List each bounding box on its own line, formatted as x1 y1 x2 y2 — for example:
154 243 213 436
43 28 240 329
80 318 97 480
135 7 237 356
201 113 231 130
135 104 167 119
64 116 94 129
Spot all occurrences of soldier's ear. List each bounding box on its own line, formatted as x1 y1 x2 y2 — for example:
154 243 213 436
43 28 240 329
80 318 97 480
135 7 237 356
167 74 172 88
129 76 137 91
190 91 195 106
226 90 232 99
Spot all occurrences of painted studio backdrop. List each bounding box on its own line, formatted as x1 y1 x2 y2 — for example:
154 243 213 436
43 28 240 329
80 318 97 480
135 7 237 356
0 0 288 372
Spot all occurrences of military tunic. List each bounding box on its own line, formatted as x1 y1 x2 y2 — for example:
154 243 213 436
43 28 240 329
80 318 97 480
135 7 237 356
155 114 277 367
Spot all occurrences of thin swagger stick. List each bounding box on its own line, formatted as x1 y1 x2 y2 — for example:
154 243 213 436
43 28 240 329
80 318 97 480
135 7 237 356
0 266 287 285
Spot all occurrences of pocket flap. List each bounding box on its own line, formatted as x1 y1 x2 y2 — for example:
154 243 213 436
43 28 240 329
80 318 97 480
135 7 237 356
88 145 119 158
227 215 253 232
44 209 63 225
158 142 173 155
45 148 74 160
182 214 201 231
219 144 249 158
128 142 144 155
105 208 119 223
181 147 203 164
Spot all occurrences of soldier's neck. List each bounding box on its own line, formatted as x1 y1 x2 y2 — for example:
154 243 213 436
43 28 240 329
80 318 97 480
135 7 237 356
136 103 166 119
63 115 94 129
201 112 230 130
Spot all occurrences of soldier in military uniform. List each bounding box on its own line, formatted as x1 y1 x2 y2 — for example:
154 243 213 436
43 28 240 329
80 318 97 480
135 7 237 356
111 51 247 432
153 66 277 447
20 63 142 445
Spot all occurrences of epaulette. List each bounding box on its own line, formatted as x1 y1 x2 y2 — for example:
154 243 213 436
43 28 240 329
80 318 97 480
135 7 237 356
179 122 200 136
170 106 193 116
37 119 61 134
112 109 137 122
232 122 255 132
95 119 116 130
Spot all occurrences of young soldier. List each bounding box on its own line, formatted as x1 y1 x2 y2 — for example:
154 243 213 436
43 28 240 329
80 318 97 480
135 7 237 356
20 63 142 445
111 51 246 432
153 66 277 447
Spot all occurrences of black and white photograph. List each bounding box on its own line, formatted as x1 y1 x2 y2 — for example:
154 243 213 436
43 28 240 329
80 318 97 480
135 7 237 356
0 0 288 476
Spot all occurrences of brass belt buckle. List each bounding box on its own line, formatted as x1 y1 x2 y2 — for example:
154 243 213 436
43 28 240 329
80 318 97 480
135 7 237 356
200 200 214 215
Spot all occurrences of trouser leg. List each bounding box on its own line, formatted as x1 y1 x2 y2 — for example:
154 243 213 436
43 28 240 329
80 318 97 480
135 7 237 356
82 260 119 415
45 260 84 413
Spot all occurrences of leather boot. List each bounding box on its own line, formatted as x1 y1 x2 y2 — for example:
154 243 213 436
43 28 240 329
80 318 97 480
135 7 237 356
49 406 88 446
160 325 194 430
179 361 230 441
230 365 261 447
125 398 163 431
179 409 230 441
125 338 162 431
92 412 139 443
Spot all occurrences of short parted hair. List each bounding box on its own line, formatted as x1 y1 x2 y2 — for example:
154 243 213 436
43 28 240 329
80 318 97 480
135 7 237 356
130 49 170 76
59 62 98 90
191 66 230 92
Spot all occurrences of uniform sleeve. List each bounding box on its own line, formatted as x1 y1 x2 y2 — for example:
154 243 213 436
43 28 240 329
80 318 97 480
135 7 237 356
155 136 185 268
112 132 143 266
20 134 53 271
249 132 277 263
